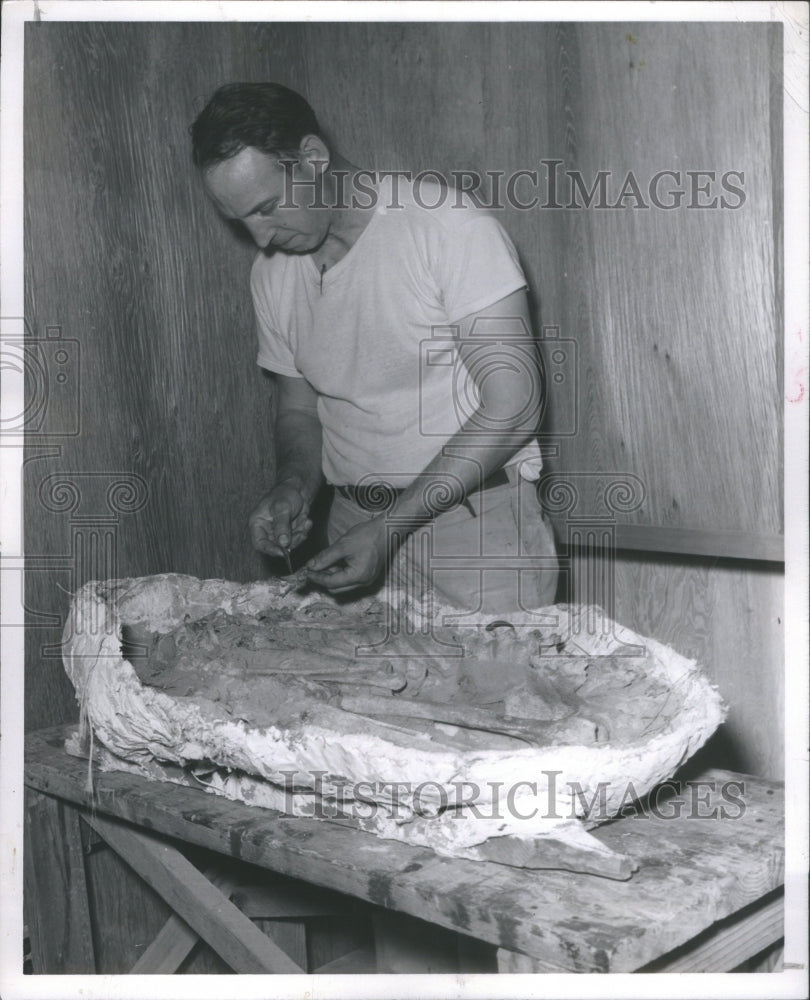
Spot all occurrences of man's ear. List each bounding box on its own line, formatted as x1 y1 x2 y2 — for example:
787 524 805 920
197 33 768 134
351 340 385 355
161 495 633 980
298 134 330 174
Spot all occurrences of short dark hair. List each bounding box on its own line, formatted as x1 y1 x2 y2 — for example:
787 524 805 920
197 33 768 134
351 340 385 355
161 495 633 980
190 82 322 169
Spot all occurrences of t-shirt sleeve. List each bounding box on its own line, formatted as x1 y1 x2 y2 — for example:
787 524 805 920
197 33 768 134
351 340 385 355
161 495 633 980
250 257 302 376
433 211 528 323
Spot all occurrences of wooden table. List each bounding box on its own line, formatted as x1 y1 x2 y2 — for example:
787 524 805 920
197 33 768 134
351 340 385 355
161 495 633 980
24 724 784 975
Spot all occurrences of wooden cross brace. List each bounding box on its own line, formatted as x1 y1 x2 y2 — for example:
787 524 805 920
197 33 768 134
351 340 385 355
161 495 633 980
24 788 371 975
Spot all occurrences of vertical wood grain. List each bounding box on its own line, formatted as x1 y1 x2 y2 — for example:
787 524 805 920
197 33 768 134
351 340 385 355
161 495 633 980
82 833 172 974
23 790 96 973
306 913 376 973
535 23 781 537
24 23 302 729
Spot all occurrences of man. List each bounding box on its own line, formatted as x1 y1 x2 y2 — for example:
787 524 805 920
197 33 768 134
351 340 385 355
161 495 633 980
191 82 558 613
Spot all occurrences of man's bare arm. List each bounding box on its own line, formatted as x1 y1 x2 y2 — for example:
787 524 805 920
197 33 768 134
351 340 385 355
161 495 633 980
249 373 324 558
391 288 540 529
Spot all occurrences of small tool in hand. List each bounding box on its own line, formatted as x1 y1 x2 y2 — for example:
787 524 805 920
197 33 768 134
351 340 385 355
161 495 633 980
281 545 293 576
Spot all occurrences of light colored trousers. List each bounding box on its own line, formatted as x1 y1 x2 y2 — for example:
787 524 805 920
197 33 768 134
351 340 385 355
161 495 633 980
327 469 559 616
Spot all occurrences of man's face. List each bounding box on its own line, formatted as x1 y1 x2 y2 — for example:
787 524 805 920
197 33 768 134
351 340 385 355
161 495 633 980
202 145 329 253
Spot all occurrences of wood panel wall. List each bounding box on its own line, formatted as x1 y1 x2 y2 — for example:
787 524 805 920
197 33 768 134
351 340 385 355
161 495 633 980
534 24 782 539
579 556 784 780
24 22 783 778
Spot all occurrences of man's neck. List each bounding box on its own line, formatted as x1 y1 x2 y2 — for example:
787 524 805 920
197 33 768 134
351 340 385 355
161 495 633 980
309 157 377 271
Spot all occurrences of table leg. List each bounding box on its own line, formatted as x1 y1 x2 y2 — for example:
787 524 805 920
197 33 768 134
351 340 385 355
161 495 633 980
23 789 96 973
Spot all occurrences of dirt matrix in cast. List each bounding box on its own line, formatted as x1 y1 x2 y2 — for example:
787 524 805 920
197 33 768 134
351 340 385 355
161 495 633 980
123 598 673 752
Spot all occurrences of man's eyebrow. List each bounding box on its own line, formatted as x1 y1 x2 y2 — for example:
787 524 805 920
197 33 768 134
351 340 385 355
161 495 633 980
243 197 278 217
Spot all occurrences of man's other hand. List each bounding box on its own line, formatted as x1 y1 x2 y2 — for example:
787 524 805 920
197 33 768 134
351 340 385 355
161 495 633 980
305 517 388 593
249 480 313 558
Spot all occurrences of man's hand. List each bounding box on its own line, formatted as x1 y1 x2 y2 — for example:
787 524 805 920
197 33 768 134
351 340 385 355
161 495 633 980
305 516 389 593
249 479 313 559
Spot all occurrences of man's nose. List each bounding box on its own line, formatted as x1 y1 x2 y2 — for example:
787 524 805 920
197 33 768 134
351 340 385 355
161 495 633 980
244 219 274 249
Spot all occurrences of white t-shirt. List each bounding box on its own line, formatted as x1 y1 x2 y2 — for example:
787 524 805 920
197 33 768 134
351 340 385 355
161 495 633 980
251 177 528 486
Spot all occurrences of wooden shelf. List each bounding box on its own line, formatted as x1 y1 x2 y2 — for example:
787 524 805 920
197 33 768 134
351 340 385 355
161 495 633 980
555 521 785 564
